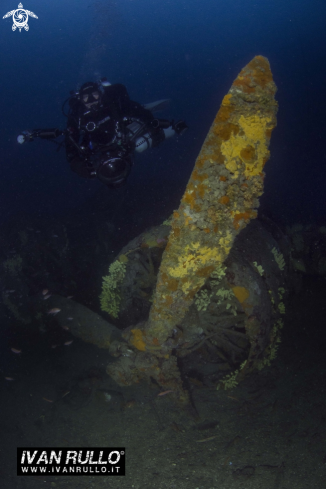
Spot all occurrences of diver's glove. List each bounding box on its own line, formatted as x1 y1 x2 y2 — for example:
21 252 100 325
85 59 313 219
173 120 188 135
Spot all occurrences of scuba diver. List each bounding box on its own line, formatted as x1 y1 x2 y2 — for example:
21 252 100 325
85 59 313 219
17 79 188 188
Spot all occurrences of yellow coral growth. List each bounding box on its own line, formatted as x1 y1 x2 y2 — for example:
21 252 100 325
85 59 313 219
232 286 250 303
130 329 146 351
168 243 223 279
221 115 273 178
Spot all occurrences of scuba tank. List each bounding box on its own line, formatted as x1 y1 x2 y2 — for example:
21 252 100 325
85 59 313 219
126 118 175 153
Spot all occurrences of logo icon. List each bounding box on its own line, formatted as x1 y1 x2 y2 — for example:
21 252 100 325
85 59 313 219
3 3 38 32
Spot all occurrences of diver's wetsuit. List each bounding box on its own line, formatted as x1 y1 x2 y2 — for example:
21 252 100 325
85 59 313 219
65 83 156 179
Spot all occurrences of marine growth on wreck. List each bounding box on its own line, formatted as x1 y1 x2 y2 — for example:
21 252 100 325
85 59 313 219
105 56 279 398
142 56 278 347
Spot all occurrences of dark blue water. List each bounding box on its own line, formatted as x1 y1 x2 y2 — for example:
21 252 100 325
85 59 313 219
1 0 325 224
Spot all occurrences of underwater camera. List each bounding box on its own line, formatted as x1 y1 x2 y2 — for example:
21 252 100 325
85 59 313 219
96 153 133 188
